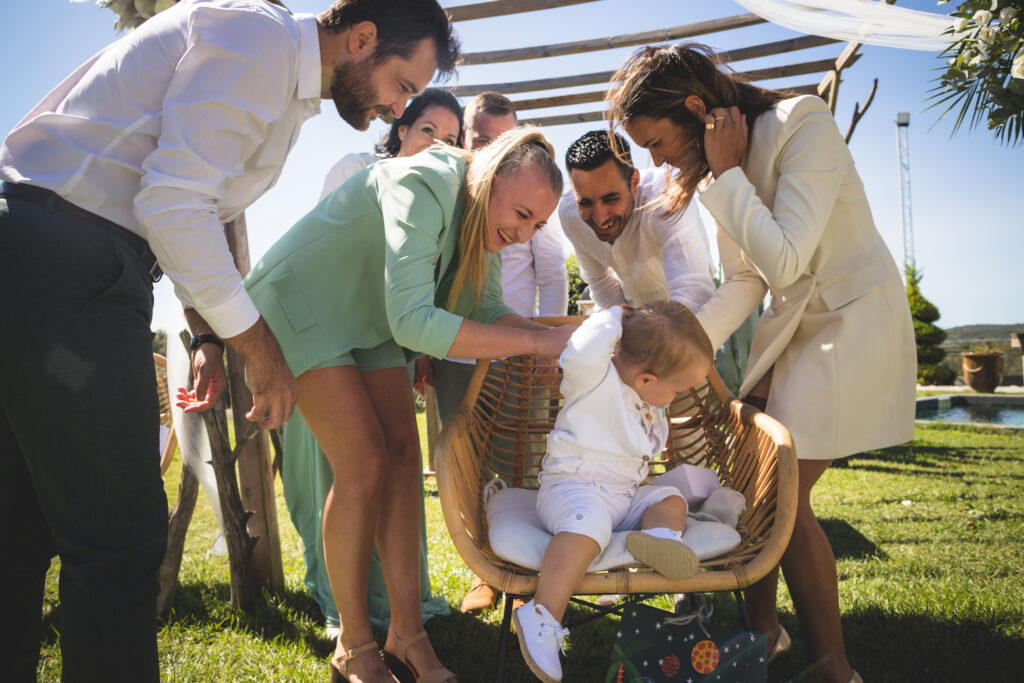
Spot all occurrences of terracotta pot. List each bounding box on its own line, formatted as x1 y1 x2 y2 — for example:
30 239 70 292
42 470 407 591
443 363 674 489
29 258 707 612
961 353 1005 393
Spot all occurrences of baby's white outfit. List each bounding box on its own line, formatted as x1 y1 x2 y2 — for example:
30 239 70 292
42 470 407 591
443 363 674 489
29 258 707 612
538 306 683 549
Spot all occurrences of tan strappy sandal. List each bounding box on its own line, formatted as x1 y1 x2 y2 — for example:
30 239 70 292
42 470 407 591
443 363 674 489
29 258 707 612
382 630 457 683
766 624 792 664
330 640 382 683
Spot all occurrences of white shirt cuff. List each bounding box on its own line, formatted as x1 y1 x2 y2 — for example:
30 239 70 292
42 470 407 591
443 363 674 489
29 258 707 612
197 288 261 339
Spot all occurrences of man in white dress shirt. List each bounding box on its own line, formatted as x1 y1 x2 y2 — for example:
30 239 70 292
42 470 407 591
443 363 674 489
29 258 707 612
560 130 715 314
0 1 457 679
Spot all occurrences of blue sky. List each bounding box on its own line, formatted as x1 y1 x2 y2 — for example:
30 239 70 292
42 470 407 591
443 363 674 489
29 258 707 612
4 0 1021 335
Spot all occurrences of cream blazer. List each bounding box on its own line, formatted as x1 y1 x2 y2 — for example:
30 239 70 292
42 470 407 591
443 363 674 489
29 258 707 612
696 96 916 460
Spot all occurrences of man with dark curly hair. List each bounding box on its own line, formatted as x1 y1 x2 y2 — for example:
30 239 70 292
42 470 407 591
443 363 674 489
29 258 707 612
561 129 714 315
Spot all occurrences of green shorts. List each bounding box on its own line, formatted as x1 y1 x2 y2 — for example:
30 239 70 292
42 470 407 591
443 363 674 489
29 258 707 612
310 338 409 373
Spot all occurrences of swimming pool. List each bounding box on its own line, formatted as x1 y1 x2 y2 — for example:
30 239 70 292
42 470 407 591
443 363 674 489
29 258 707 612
916 395 1024 428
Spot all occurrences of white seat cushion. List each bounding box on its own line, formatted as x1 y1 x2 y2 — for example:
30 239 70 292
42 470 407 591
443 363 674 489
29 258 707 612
484 465 743 573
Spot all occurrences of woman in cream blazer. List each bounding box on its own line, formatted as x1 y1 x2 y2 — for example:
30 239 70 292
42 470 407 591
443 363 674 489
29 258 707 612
611 44 915 683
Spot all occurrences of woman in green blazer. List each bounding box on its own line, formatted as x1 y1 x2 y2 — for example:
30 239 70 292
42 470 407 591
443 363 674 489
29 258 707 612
245 128 574 683
286 87 465 645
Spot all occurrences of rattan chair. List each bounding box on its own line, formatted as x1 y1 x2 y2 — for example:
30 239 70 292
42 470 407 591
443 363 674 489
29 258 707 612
154 353 178 476
435 319 798 680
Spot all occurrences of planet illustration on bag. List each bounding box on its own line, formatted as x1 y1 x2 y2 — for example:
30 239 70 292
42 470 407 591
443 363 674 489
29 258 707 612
691 639 720 674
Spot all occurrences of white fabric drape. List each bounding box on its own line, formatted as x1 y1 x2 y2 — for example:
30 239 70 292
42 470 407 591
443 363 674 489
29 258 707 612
732 0 961 51
168 321 228 554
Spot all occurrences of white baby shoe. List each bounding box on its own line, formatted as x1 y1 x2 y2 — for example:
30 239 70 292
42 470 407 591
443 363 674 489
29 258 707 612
513 599 569 682
626 528 699 581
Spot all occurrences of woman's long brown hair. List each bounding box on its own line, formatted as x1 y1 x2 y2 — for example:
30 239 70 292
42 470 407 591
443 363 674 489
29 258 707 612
607 43 791 213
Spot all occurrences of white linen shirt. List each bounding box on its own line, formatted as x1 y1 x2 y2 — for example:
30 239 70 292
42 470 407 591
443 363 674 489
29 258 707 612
540 307 668 490
559 169 715 313
319 152 380 201
0 0 322 338
500 227 569 318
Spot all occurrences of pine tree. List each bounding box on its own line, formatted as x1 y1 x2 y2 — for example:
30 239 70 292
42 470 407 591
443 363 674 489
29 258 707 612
906 263 956 385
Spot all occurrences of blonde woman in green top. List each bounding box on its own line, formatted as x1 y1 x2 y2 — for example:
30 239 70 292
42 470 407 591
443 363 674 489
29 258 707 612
244 128 573 683
288 87 466 644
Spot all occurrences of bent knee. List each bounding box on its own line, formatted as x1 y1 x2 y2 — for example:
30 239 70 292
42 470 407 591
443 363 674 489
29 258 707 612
383 427 422 470
654 494 689 516
332 449 388 493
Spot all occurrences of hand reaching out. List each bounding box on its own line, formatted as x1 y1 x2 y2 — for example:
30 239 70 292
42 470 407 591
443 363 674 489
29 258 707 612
534 323 578 359
413 355 434 396
176 314 296 429
175 344 226 413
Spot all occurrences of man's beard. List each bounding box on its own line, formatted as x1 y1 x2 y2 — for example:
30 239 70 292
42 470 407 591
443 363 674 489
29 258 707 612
329 56 392 130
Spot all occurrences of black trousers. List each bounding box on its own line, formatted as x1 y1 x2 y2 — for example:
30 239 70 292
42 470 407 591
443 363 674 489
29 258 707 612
0 195 168 682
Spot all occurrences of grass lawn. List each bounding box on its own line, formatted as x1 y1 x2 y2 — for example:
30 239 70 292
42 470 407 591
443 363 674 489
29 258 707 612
35 422 1024 681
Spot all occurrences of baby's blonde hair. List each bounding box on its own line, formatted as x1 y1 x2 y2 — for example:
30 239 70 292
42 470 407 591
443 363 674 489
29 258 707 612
619 300 713 377
447 127 562 310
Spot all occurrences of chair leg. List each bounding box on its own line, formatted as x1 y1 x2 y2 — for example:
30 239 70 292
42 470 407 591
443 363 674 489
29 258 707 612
733 589 752 631
495 592 515 683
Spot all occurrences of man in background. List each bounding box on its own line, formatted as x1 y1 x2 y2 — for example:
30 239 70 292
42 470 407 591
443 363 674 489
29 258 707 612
560 130 714 315
560 129 758 394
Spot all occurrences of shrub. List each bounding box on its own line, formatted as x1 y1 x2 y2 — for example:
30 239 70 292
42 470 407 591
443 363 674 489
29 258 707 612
907 263 952 385
918 344 947 365
566 255 586 315
919 363 958 385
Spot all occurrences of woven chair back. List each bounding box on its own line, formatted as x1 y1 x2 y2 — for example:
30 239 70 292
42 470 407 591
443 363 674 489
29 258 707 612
437 320 797 595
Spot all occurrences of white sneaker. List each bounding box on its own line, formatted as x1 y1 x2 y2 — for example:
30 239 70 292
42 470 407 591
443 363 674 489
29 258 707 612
513 599 569 682
626 530 699 581
324 624 341 641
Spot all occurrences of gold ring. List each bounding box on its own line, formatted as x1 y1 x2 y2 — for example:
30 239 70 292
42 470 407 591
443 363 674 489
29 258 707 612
705 122 715 130
715 115 726 121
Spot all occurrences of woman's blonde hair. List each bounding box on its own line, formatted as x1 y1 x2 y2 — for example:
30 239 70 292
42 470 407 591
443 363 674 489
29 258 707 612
607 43 790 213
447 127 563 310
619 300 713 378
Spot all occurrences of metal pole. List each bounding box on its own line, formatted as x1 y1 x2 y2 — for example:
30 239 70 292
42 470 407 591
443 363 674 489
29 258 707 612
896 112 914 269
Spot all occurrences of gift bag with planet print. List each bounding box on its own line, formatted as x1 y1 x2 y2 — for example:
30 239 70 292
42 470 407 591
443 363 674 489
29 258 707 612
606 602 767 682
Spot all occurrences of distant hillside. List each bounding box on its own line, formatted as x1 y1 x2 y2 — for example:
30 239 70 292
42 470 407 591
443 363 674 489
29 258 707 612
943 323 1024 342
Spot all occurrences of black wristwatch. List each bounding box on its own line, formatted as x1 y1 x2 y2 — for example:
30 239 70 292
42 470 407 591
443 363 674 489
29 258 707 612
189 333 225 353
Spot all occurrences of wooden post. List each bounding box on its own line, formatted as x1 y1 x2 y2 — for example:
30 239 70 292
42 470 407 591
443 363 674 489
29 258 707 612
200 395 260 610
223 215 284 591
156 333 202 618
425 385 440 475
157 463 198 617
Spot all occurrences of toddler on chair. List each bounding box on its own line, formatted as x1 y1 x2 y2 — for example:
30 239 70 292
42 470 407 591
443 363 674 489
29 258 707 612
515 300 714 682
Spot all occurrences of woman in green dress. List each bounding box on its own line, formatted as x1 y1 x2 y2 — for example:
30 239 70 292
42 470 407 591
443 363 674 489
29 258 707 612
284 87 465 644
244 128 574 683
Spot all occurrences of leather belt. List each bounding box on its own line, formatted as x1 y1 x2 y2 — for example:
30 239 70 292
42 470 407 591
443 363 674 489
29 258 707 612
0 181 162 281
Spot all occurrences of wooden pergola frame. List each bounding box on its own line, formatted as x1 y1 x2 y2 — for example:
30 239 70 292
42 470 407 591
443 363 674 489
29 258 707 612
446 0 867 127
